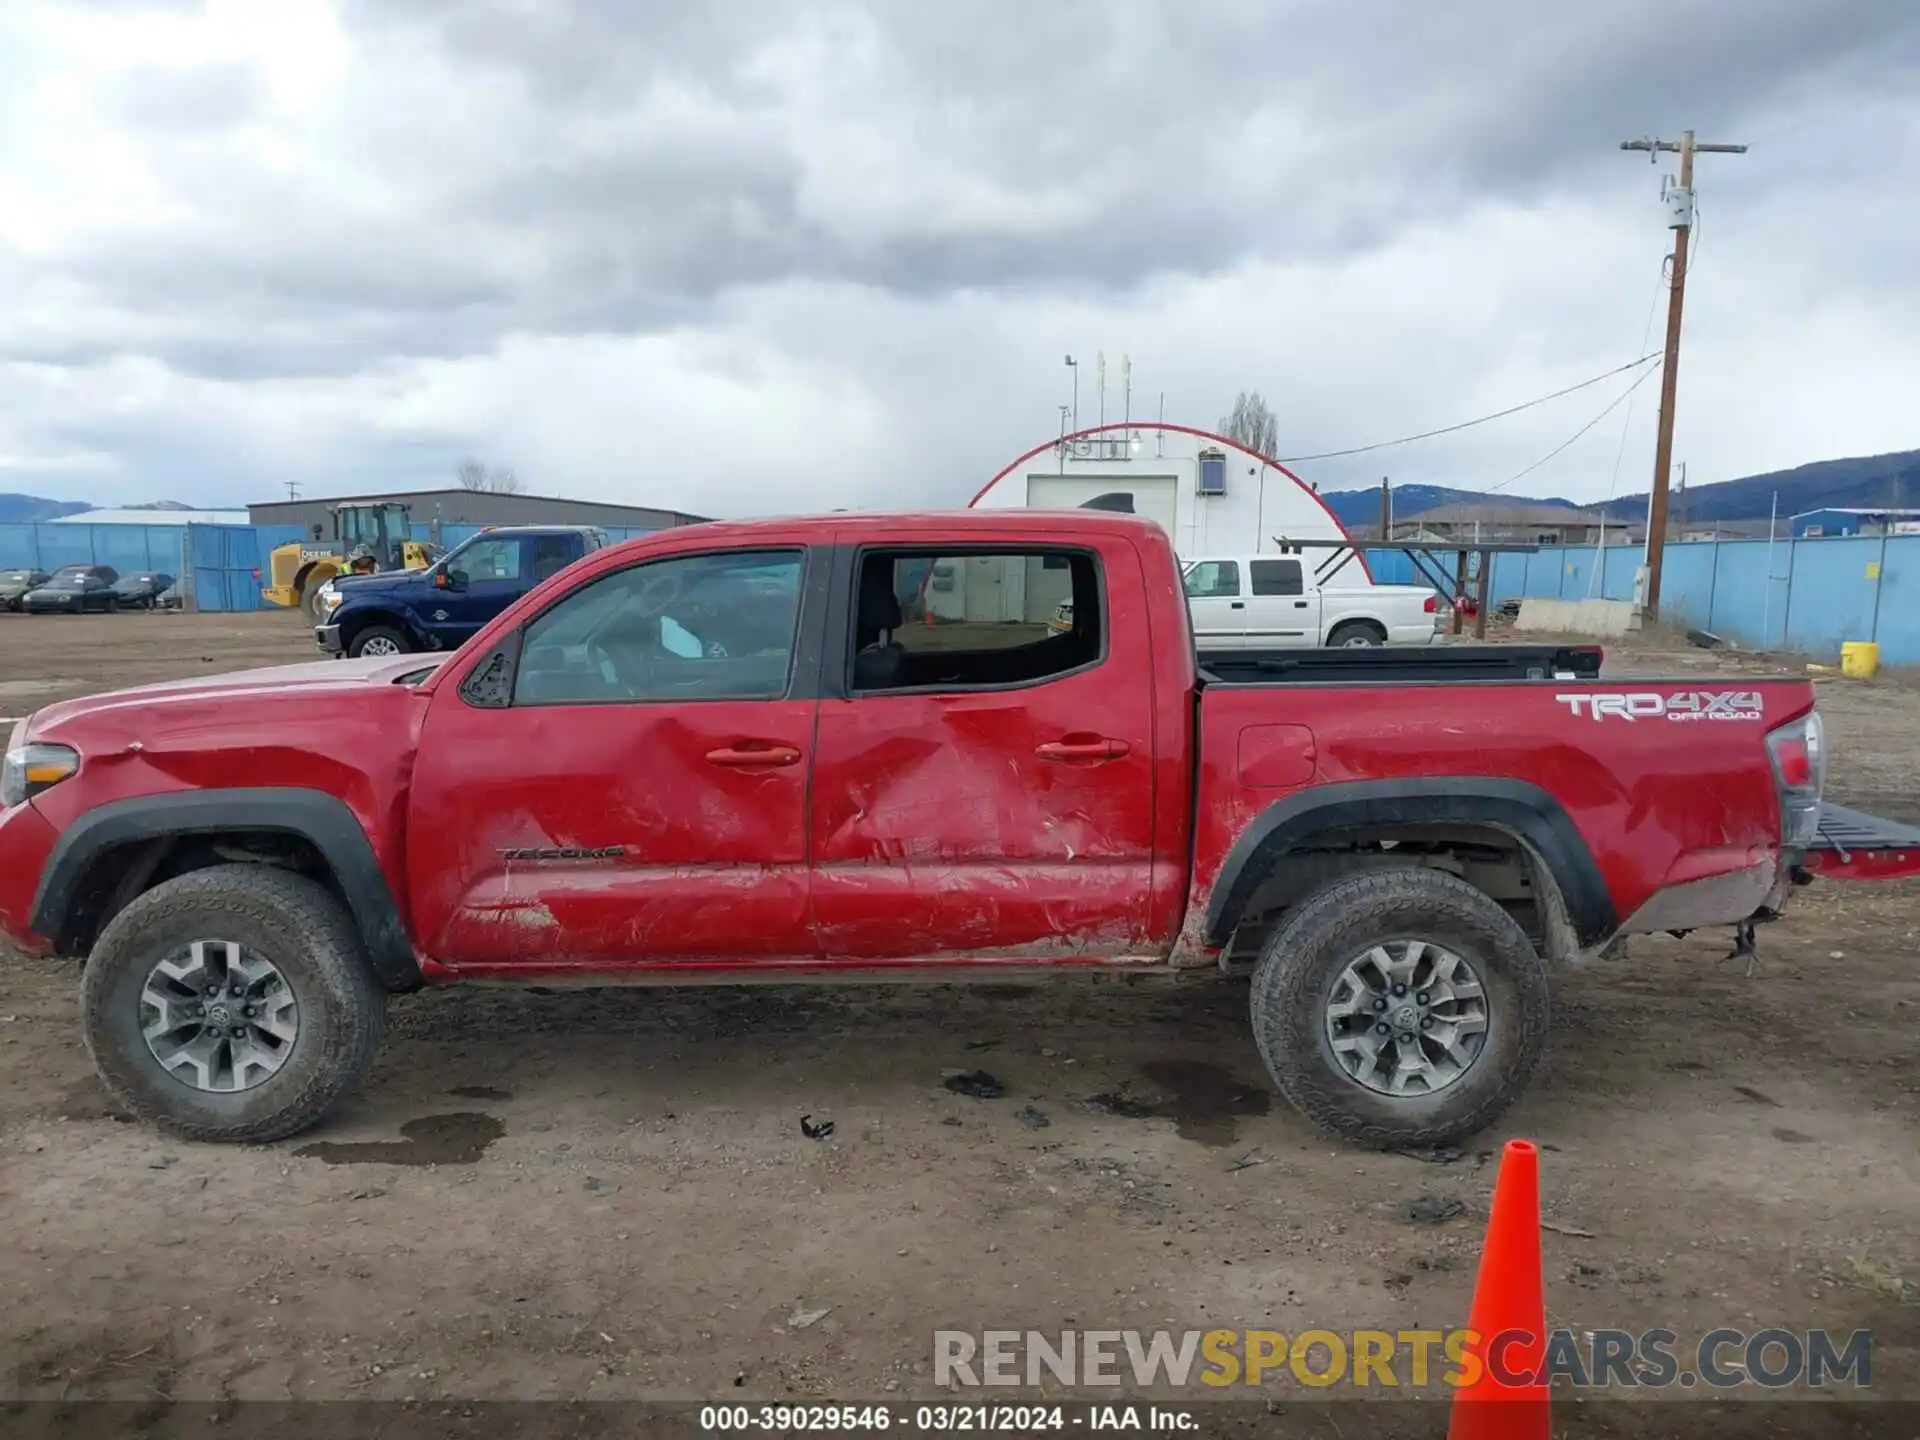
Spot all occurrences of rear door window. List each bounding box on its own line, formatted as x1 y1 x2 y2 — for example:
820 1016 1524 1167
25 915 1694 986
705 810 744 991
1249 559 1304 597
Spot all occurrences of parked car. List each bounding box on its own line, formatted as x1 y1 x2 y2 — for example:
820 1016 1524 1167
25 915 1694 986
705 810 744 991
20 572 118 614
0 570 51 612
109 573 175 610
1179 554 1441 648
313 525 606 658
2 509 1914 1149
48 563 118 585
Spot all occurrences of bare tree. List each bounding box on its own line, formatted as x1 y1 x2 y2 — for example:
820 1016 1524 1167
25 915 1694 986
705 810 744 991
1219 392 1279 458
455 457 524 495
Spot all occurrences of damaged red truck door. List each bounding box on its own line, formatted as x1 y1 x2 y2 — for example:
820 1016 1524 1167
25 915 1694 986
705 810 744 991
405 544 819 969
807 530 1164 962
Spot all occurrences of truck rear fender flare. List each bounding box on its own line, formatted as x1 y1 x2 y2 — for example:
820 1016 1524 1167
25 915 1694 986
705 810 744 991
1203 778 1616 949
30 788 421 992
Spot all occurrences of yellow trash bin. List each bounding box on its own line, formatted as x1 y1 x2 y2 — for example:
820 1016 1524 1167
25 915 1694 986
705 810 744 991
1841 641 1880 679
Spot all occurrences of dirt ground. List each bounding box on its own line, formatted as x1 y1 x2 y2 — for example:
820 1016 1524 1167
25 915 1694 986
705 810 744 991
0 611 1915 1417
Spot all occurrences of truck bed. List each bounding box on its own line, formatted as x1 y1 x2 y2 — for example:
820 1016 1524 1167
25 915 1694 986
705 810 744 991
1197 643 1604 686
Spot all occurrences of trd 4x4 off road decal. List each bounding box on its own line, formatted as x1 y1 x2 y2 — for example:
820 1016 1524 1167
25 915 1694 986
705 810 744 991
1554 691 1765 722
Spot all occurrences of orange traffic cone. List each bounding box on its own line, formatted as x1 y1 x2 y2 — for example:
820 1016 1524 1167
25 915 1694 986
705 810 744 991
1447 1139 1550 1440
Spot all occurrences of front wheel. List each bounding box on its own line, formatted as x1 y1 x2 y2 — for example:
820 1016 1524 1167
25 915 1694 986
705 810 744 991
81 866 388 1143
1249 866 1550 1148
347 624 413 659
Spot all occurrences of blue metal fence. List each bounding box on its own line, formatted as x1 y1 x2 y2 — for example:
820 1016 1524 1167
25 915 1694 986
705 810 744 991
184 524 311 612
1363 533 1920 665
0 522 189 577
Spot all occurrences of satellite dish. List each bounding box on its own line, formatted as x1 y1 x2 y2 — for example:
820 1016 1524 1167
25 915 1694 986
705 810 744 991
1078 492 1136 514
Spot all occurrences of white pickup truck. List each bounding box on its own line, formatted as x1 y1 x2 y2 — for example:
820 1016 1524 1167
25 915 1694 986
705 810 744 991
1177 554 1442 649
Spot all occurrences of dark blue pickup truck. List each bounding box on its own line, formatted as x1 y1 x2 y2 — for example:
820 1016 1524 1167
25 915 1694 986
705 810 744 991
314 525 606 658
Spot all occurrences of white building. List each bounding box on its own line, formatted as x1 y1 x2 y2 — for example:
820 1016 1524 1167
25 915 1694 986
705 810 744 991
944 422 1362 627
968 422 1353 557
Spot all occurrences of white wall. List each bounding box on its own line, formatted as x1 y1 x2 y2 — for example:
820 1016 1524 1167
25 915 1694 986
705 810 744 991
972 424 1350 558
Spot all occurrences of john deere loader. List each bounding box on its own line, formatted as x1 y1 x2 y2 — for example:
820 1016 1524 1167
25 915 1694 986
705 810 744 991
262 502 438 620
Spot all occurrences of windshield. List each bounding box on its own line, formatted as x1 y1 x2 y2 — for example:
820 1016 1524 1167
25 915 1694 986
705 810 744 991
47 576 87 590
0 571 34 584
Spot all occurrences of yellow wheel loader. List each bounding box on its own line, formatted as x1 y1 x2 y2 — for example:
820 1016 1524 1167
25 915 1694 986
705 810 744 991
262 502 438 620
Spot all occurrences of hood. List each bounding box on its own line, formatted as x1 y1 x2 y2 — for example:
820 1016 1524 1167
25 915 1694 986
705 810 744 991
330 568 430 595
25 654 447 738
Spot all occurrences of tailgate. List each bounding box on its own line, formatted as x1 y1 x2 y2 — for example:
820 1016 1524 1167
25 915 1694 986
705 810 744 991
1802 802 1920 880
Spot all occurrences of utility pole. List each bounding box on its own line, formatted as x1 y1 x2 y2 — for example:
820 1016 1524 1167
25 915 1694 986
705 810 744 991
1619 130 1746 619
1378 476 1392 541
1064 355 1079 432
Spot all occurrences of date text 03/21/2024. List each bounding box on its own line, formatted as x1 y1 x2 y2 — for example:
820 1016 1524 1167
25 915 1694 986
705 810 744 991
698 1405 1195 1432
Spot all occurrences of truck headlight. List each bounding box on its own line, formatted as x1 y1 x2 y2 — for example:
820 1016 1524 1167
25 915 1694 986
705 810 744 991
1 740 79 809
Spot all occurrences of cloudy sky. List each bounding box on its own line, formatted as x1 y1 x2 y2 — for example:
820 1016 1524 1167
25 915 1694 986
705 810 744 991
2 0 1916 516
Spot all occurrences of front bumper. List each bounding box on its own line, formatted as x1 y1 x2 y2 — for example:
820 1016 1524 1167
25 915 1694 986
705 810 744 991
315 624 344 655
0 800 59 955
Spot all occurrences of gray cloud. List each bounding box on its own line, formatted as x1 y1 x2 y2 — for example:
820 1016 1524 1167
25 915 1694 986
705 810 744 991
2 0 1917 510
111 61 266 132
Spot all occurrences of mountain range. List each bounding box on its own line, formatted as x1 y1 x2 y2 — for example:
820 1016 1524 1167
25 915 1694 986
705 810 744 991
1320 447 1920 527
0 493 94 523
7 446 1917 528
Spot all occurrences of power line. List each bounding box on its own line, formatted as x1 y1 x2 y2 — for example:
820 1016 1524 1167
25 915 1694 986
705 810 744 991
1601 258 1675 505
1274 352 1662 464
1484 360 1665 495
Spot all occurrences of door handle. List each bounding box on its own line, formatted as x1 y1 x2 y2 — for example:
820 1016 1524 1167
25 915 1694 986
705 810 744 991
1035 737 1131 762
1294 600 1309 609
705 742 802 768
1229 601 1245 609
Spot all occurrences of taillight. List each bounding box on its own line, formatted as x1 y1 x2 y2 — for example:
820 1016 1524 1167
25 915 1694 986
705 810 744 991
1766 711 1826 847
1424 594 1439 613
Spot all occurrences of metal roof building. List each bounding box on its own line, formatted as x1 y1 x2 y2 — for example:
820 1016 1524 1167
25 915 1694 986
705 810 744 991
247 488 708 537
969 421 1352 558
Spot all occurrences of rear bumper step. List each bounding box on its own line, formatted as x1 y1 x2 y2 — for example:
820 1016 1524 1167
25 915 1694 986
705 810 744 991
1800 802 1920 880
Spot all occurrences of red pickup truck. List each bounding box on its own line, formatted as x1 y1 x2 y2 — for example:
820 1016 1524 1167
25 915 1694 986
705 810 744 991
3 511 1914 1148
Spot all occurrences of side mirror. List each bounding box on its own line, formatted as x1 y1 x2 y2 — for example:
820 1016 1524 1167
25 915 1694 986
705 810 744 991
444 568 469 592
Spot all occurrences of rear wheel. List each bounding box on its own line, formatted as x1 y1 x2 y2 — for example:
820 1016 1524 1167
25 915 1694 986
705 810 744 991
1248 866 1550 1148
348 624 413 658
1326 620 1386 648
81 866 387 1143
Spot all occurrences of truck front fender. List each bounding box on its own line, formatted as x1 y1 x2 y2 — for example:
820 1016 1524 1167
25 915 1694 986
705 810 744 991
1203 777 1616 949
339 605 426 651
30 788 421 991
